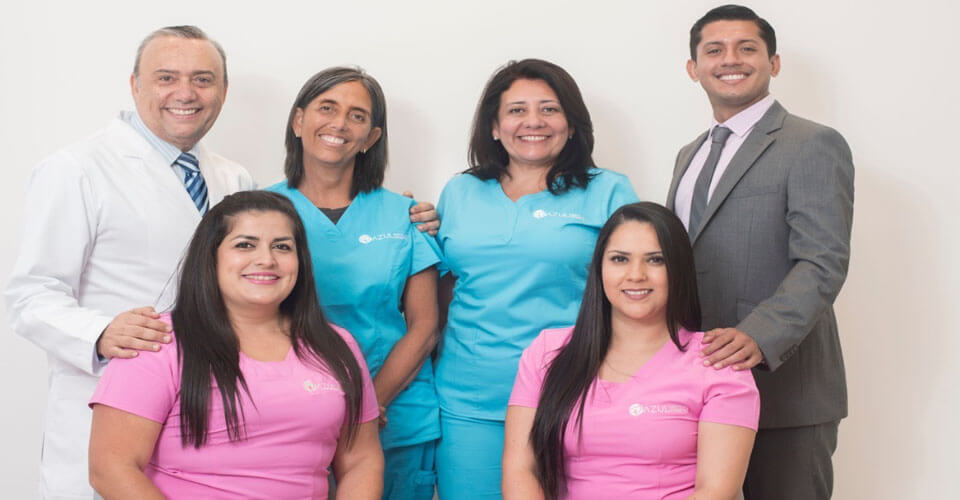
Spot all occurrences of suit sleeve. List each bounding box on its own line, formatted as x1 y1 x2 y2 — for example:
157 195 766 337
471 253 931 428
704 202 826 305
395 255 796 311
737 127 854 371
4 153 114 375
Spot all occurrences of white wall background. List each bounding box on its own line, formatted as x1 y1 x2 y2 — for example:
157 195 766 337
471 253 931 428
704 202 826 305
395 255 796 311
1 0 956 497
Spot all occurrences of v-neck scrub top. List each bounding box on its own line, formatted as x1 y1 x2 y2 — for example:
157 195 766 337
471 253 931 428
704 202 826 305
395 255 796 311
510 327 760 499
267 183 442 449
90 317 379 499
434 168 637 420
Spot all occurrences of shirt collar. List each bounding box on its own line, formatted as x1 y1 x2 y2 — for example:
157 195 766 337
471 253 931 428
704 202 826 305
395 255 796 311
121 110 200 166
710 94 776 138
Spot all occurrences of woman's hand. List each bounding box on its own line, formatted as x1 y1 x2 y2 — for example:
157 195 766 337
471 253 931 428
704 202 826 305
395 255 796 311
89 404 165 499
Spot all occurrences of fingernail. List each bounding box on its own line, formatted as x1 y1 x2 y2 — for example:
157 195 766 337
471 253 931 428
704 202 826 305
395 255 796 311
131 351 138 357
163 335 171 342
703 359 711 366
154 344 160 351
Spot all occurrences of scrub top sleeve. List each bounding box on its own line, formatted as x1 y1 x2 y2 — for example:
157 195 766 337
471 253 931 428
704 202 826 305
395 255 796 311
407 203 442 276
508 331 551 408
605 173 640 216
331 325 381 423
699 363 761 431
89 333 179 423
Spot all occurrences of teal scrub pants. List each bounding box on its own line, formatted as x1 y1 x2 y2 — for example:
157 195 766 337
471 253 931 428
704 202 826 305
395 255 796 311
436 410 505 500
383 439 438 500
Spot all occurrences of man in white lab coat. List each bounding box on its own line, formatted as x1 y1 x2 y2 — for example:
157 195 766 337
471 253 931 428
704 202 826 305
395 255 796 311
3 26 253 499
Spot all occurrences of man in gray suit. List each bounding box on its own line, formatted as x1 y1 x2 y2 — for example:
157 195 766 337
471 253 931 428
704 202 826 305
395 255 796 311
666 5 854 499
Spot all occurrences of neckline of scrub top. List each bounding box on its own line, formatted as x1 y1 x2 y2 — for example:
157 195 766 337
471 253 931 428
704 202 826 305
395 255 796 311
597 336 675 386
493 177 552 205
286 187 368 236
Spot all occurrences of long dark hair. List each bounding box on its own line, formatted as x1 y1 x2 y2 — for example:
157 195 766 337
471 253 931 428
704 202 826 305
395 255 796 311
466 58 596 194
530 202 702 498
283 66 388 196
172 191 365 448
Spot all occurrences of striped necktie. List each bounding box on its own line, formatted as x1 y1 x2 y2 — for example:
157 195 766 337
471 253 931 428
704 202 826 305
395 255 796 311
175 152 208 215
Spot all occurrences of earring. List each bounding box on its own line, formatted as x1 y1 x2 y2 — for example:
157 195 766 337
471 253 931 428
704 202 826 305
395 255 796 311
360 149 367 154
493 135 500 141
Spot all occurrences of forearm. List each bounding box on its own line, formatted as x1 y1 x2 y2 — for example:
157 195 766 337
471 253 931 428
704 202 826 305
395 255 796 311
685 486 739 500
373 324 437 407
90 462 165 500
502 467 545 500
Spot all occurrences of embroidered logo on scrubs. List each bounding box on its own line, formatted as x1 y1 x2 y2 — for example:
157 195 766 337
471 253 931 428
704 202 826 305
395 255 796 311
532 209 584 220
303 379 339 393
629 403 689 416
358 233 408 244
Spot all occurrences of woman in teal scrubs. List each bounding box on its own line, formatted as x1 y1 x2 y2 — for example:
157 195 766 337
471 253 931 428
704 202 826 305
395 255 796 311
434 59 639 499
267 67 440 500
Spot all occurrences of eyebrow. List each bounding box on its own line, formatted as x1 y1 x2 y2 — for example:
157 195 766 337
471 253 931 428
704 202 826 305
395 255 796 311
154 69 217 77
316 99 371 114
606 249 662 255
505 99 560 105
230 235 294 242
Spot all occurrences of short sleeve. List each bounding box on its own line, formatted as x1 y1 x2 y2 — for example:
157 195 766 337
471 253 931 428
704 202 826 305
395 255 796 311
604 171 640 217
89 324 179 423
508 328 573 408
407 202 441 276
699 364 760 431
332 325 380 423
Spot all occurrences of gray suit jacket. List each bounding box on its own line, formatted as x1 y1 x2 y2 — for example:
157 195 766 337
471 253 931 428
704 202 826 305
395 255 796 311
667 101 853 428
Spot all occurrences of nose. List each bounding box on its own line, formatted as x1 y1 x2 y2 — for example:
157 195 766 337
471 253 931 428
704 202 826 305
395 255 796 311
628 261 647 281
721 46 741 65
522 109 547 128
253 246 278 267
171 78 198 101
329 110 348 130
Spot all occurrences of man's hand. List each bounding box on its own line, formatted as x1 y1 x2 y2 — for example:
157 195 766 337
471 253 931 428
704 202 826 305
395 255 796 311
700 328 764 371
402 191 439 236
96 307 172 360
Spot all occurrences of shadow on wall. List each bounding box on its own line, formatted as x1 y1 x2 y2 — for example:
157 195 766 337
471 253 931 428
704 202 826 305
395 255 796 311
833 165 946 499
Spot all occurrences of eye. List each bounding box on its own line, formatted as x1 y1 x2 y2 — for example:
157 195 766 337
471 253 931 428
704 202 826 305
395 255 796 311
741 46 757 53
194 76 213 85
648 255 665 265
234 241 254 249
157 75 174 82
609 254 628 263
350 112 367 123
318 104 334 113
507 106 525 115
541 105 562 114
273 242 294 251
706 48 721 56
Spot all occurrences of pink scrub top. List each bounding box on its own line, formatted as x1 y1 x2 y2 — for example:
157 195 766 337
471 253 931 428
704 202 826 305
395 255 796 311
509 326 759 499
90 316 379 499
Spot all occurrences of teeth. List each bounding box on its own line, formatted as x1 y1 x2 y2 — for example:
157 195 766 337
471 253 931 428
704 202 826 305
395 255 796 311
168 108 199 115
623 289 652 297
719 74 747 81
245 275 278 282
320 135 346 145
519 136 548 142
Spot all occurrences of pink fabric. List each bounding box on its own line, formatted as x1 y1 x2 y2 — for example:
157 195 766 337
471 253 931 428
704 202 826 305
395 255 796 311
673 94 776 229
509 326 759 499
90 315 379 499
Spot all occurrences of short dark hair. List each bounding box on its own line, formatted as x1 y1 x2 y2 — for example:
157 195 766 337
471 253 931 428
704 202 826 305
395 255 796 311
466 59 596 195
530 202 702 499
134 26 228 85
172 191 366 448
689 4 777 60
283 67 388 196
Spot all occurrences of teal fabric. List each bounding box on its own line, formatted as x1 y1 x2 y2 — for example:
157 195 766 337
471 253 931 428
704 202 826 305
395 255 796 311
436 411 504 500
434 168 638 421
267 183 441 449
382 440 437 500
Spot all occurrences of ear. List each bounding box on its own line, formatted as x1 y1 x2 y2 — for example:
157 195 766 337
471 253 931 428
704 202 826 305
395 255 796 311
129 73 138 97
491 120 500 141
686 59 699 82
770 54 781 77
292 108 304 138
363 126 383 151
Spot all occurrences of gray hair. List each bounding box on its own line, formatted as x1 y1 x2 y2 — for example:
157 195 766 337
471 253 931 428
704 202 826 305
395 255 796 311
133 25 228 84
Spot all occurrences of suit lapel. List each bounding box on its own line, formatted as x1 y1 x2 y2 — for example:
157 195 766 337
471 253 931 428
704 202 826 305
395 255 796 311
691 101 788 245
667 131 709 210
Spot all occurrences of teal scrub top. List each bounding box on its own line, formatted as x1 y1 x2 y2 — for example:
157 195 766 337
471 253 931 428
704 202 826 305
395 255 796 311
434 168 638 421
267 183 441 449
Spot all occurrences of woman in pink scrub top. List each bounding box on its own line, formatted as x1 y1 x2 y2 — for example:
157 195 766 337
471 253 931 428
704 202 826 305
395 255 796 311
88 191 383 499
503 202 760 500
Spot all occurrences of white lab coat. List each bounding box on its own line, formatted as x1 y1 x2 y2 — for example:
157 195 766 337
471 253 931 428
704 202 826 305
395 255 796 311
4 115 255 499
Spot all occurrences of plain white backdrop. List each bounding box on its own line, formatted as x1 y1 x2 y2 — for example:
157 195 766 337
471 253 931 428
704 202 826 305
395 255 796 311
1 0 957 497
